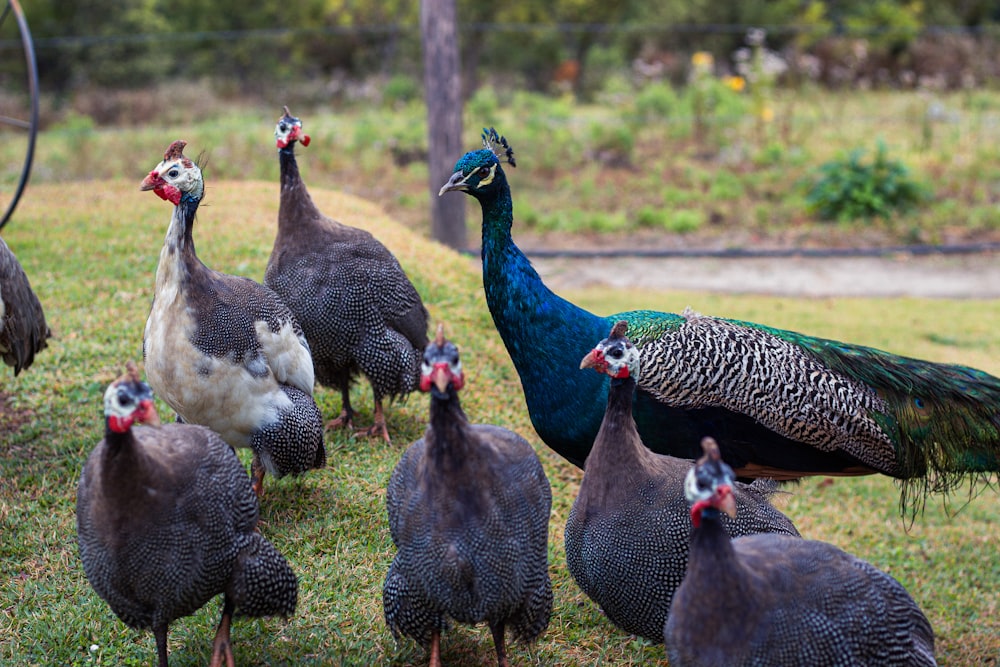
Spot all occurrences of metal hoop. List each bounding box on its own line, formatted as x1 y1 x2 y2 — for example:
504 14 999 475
0 0 39 231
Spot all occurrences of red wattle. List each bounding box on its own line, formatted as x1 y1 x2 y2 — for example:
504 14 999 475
419 374 432 392
300 134 311 147
690 499 710 528
108 414 132 433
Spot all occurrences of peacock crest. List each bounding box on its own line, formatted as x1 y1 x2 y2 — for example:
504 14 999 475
482 127 516 167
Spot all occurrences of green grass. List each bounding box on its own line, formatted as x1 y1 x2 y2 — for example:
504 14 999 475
1 179 998 666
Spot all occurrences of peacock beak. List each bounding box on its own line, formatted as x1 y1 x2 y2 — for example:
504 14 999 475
438 170 468 196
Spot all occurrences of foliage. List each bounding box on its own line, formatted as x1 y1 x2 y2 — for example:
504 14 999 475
804 140 930 222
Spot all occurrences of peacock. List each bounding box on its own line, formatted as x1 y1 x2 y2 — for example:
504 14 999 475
439 127 1000 513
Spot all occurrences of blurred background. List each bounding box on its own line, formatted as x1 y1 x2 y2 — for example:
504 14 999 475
4 0 1000 258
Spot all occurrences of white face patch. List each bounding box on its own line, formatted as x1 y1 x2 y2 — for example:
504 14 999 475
103 382 136 419
683 466 710 503
599 339 642 380
153 157 202 198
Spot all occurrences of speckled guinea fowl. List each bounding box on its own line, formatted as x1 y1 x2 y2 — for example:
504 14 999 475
565 321 799 644
0 235 50 375
76 364 298 667
665 437 937 666
265 107 428 443
383 326 552 667
440 129 1000 516
141 139 325 494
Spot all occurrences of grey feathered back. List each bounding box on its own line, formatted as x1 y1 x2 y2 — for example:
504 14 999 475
0 236 50 376
77 420 297 633
266 113 428 433
382 335 551 659
665 531 936 666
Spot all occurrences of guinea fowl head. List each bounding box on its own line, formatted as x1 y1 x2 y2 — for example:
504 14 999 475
104 361 161 433
579 320 640 381
684 437 738 527
419 324 465 399
438 127 516 200
275 106 311 149
139 140 203 205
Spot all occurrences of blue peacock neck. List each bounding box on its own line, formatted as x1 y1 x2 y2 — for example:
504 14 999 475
476 179 612 466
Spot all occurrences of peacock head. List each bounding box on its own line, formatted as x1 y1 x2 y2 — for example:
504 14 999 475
139 140 204 205
275 106 311 149
104 361 161 434
438 127 516 199
684 437 737 527
580 320 641 382
419 323 465 399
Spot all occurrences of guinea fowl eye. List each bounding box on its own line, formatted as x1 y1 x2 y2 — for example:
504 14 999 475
167 169 179 178
609 347 623 359
117 389 134 406
279 123 287 133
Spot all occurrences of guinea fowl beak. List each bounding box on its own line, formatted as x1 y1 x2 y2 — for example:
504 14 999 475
137 399 161 427
716 484 737 518
431 363 452 394
139 170 162 191
580 348 606 372
438 171 468 196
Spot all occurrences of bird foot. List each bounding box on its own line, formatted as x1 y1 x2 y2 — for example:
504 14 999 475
325 412 353 431
353 422 392 445
208 611 236 667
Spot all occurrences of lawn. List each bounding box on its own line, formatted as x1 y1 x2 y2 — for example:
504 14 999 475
0 176 997 666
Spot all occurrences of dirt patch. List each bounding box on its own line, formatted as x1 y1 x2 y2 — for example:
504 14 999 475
0 390 34 441
531 251 1000 299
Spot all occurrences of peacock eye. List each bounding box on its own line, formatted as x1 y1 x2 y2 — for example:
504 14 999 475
167 169 179 178
477 166 490 178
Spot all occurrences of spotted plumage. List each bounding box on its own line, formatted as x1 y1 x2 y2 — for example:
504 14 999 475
383 326 551 667
265 107 428 443
76 364 297 667
141 140 325 494
566 322 799 643
440 128 1000 515
0 235 50 375
665 437 937 666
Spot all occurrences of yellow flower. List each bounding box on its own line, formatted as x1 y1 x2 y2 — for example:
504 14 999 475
724 75 746 92
691 51 714 69
759 106 775 123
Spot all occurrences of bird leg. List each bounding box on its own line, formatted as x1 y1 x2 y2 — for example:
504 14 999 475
429 629 442 667
325 384 354 431
354 399 392 444
153 624 169 667
208 597 236 667
490 621 509 667
250 453 266 497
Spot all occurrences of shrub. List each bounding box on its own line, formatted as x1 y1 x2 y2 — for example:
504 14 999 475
804 140 930 221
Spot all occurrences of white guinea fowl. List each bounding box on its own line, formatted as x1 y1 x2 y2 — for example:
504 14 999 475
140 140 325 494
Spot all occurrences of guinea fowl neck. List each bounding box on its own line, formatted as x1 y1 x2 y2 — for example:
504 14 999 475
581 375 658 499
277 146 320 233
476 179 610 466
158 193 207 282
426 388 473 471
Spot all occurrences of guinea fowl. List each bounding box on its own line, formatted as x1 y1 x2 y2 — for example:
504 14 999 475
664 437 937 666
566 321 799 643
0 236 50 375
440 128 1000 513
141 140 325 494
382 325 552 667
265 107 428 443
76 363 298 667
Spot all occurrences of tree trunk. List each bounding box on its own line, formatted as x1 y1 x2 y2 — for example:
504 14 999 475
421 0 466 250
